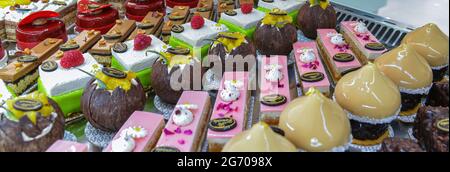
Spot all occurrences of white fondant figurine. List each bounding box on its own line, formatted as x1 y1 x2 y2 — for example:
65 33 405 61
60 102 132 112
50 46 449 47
264 64 284 82
111 135 136 152
353 21 368 34
173 104 198 127
299 49 316 63
328 33 346 46
220 80 243 102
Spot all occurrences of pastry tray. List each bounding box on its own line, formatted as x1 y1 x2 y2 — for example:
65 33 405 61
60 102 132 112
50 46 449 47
1 2 435 152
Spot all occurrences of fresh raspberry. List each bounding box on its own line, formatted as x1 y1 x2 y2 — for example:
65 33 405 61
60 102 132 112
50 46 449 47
134 33 152 50
60 50 85 69
241 3 253 14
191 15 205 30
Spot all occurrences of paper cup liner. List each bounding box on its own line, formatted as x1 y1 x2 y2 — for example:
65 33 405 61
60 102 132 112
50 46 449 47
348 125 395 152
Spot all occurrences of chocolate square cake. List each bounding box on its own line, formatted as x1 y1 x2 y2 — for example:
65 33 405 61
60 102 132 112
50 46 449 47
379 138 424 152
426 80 449 107
413 106 449 152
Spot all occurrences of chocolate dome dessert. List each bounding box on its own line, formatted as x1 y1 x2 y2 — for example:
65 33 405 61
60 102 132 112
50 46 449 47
279 87 351 152
402 23 449 82
375 44 433 123
335 63 401 148
297 0 337 39
222 122 297 152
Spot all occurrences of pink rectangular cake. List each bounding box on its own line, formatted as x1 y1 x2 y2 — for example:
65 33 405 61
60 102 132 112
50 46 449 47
340 21 387 64
103 111 165 152
46 140 88 152
207 71 250 152
259 55 293 125
294 41 331 96
154 91 212 152
317 29 362 84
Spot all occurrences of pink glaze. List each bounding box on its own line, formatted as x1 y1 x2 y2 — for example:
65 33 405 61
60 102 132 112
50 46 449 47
294 42 331 91
207 72 249 139
46 140 88 152
103 111 165 152
260 56 291 113
155 91 210 152
341 21 387 56
317 29 361 69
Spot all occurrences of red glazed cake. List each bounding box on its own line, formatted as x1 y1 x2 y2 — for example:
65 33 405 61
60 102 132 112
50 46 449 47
16 11 67 51
125 0 165 22
75 0 119 34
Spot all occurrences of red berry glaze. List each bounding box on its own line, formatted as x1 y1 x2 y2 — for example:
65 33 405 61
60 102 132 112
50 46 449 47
191 15 205 30
134 34 152 50
241 3 253 14
60 50 85 69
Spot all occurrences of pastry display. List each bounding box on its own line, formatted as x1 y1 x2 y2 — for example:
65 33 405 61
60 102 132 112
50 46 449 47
160 6 190 43
207 32 256 72
340 21 387 64
279 87 351 152
16 11 67 50
379 138 424 152
89 19 136 66
81 67 146 132
170 14 228 58
254 8 297 56
218 5 265 39
0 38 63 95
316 29 361 84
46 140 88 152
127 11 164 40
207 71 250 152
402 23 449 82
217 0 236 18
75 0 119 34
125 0 165 22
257 0 304 24
375 44 433 123
150 46 203 104
222 122 297 152
112 34 167 90
413 106 448 152
259 55 293 125
38 51 100 116
426 79 449 107
40 0 78 27
195 0 214 20
0 92 64 152
4 2 47 40
297 0 336 39
166 0 199 9
103 111 165 152
294 41 331 96
334 63 401 150
154 91 211 152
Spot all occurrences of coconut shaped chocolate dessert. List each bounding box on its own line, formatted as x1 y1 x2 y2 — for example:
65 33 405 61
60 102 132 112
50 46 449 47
254 8 297 56
81 67 146 132
0 92 64 152
151 47 203 104
297 0 337 39
208 32 256 72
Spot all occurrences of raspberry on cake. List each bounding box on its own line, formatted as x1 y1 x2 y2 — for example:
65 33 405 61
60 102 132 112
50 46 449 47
218 5 265 39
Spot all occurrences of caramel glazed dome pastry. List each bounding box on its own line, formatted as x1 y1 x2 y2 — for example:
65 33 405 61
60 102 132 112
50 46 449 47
375 44 433 123
222 122 297 152
279 87 352 152
0 92 65 152
402 23 449 82
334 63 401 151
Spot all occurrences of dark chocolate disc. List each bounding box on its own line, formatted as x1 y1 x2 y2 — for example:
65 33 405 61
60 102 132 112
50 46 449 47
169 15 185 21
208 117 237 132
300 72 325 82
103 33 121 40
262 0 274 2
101 67 127 79
270 126 285 136
112 42 128 53
41 61 58 72
151 146 181 152
197 7 210 12
218 34 238 40
18 55 38 63
13 99 43 112
88 4 100 9
137 23 154 29
224 10 237 16
60 43 80 51
365 42 386 51
333 53 355 62
16 7 32 12
52 1 67 5
436 118 449 133
261 94 287 106
171 25 184 33
167 47 190 55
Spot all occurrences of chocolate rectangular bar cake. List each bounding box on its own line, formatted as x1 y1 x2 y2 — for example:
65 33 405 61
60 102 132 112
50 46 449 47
426 80 449 107
379 138 424 152
413 106 449 152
